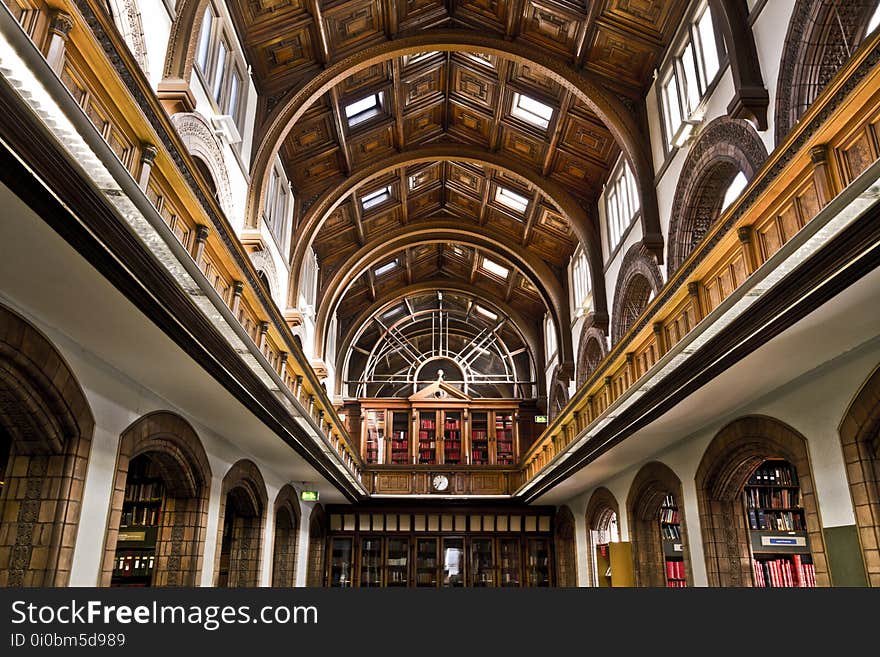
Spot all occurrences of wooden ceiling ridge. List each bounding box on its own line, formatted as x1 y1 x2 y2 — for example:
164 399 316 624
243 28 664 257
311 222 572 361
286 143 608 314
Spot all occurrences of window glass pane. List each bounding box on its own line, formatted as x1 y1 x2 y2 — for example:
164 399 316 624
361 186 391 210
481 257 509 278
721 171 748 211
697 7 720 83
196 8 213 72
212 41 227 102
228 70 241 120
495 187 529 214
869 4 880 34
663 75 682 146
511 92 553 129
681 43 701 113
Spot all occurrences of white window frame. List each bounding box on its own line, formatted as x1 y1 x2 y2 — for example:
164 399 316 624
494 186 529 216
658 1 726 152
604 156 640 254
569 247 592 318
510 92 554 130
361 185 392 211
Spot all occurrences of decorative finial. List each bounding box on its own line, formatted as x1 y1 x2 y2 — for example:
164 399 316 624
437 369 444 381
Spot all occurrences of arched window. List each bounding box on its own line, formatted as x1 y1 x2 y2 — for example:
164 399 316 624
720 171 748 212
570 247 592 318
544 312 557 365
619 275 653 339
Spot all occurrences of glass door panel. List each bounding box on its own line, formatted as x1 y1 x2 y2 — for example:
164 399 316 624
329 537 353 588
443 411 462 464
495 413 514 465
498 538 521 587
360 537 383 588
471 412 489 465
526 538 551 587
390 411 410 464
441 538 464 587
364 410 385 464
386 537 409 587
415 538 438 587
471 538 494 587
418 411 437 465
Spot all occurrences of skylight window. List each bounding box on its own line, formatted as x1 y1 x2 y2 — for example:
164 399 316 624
495 186 529 215
361 185 391 210
481 257 509 279
345 92 383 127
511 92 553 130
475 305 498 321
466 52 495 67
382 305 404 320
375 260 398 277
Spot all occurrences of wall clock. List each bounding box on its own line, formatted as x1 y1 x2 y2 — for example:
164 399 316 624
431 474 449 492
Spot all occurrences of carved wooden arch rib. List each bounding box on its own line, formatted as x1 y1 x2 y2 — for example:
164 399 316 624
0 303 94 587
610 242 664 345
554 505 578 587
335 280 543 398
695 415 829 587
774 0 878 147
666 116 769 275
101 410 212 587
306 503 326 587
626 461 693 587
272 484 301 587
839 363 880 586
213 459 269 587
286 144 608 322
575 313 609 388
313 223 571 363
242 31 662 256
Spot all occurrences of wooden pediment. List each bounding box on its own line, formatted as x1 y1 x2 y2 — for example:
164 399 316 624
409 380 471 402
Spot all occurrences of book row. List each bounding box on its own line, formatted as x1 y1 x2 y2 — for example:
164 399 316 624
747 509 805 531
744 487 800 509
665 558 686 582
753 555 815 587
121 506 160 527
124 481 161 502
113 553 155 577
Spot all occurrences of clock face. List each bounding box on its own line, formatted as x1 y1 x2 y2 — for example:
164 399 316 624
432 474 449 491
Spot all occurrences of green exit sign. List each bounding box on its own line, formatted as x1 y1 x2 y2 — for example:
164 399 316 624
535 415 548 423
300 490 320 502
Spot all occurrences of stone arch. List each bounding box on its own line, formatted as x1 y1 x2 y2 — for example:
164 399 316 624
839 364 880 586
214 459 268 587
585 487 621 586
554 505 577 587
775 0 878 146
610 242 663 345
626 461 693 587
0 304 94 586
248 249 279 299
170 112 234 217
666 117 769 274
696 415 829 586
271 485 300 587
305 503 326 587
106 0 149 75
575 315 608 388
160 0 207 84
101 411 211 587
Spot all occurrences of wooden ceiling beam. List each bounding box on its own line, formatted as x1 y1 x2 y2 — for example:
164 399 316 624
350 192 366 245
329 87 353 176
521 188 542 245
385 0 399 37
487 60 511 152
307 0 331 65
505 0 524 39
477 170 493 226
542 90 575 176
469 247 480 284
405 247 413 285
391 58 406 151
399 166 409 225
505 270 519 303
366 269 377 302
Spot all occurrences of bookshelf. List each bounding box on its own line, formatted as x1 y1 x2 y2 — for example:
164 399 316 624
495 413 515 465
443 411 462 465
364 410 385 464
471 412 489 465
386 537 409 587
744 459 815 587
360 536 383 587
418 414 437 465
526 538 551 587
659 494 686 587
471 537 494 586
390 412 410 465
416 538 439 587
329 537 353 587
358 384 520 469
111 455 164 587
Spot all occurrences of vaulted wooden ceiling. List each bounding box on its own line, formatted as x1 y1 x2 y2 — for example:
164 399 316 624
227 0 688 381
